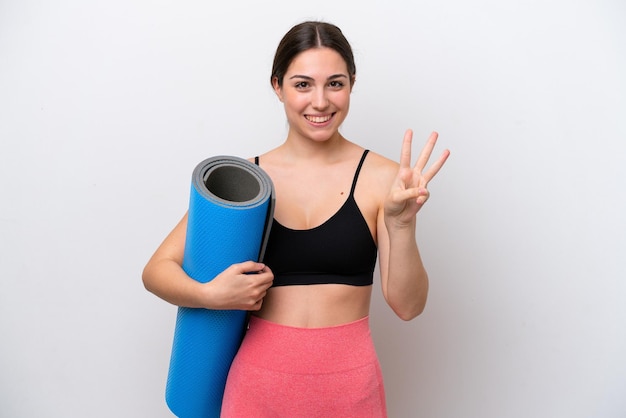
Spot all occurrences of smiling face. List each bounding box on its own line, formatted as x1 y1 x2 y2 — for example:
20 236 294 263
273 47 353 144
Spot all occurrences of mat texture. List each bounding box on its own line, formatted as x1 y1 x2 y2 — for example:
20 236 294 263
165 155 274 418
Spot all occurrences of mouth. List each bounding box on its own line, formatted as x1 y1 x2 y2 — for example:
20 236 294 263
304 113 335 124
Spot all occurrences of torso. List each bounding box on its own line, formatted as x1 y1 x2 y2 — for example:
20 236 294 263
252 140 394 327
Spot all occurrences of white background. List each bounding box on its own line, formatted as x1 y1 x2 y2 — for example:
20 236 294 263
1 1 625 417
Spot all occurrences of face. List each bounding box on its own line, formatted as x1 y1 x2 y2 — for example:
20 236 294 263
273 47 353 144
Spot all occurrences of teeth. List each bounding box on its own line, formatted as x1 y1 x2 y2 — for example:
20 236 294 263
306 114 332 123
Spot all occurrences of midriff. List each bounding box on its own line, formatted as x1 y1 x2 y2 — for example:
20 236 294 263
253 284 372 328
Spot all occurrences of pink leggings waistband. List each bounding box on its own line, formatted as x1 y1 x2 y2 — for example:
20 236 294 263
239 315 377 374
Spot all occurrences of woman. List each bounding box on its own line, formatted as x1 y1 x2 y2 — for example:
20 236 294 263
143 21 449 417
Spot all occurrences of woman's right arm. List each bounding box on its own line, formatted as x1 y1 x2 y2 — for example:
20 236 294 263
142 213 274 311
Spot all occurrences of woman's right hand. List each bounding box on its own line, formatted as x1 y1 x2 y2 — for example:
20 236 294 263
142 213 274 311
204 261 274 311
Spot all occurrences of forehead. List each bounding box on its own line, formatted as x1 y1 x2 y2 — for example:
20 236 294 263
285 47 349 77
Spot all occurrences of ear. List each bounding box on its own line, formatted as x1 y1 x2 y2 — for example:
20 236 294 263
350 76 356 92
272 77 284 102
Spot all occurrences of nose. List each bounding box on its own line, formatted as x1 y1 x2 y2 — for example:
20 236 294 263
311 88 329 110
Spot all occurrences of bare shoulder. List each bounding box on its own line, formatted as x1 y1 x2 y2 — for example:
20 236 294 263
247 146 284 168
350 149 398 217
246 150 272 164
362 150 398 190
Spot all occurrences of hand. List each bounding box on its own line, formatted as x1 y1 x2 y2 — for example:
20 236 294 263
385 130 450 227
205 261 274 311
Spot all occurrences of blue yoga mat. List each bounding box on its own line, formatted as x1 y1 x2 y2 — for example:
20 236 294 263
165 155 274 418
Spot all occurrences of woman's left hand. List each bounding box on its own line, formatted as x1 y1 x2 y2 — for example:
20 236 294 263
384 130 450 227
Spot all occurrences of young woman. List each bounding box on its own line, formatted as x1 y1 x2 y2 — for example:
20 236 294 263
143 21 449 417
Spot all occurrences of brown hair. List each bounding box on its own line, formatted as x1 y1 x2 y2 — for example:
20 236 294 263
271 21 356 88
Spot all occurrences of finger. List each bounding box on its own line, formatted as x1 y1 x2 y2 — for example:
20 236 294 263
422 149 451 183
399 129 413 169
389 187 425 204
247 267 273 285
251 298 263 311
414 131 439 172
255 271 275 286
415 188 430 205
237 261 266 273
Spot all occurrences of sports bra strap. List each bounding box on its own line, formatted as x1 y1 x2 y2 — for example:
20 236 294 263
350 150 369 196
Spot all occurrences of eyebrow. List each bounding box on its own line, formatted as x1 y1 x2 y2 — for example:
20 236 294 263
288 74 349 81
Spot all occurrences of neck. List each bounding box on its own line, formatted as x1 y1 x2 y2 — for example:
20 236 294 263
281 130 347 161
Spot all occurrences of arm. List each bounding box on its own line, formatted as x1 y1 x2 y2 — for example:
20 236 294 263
142 213 274 311
378 130 450 321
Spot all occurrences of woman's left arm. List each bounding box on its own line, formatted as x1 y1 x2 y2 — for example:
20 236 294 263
378 130 450 320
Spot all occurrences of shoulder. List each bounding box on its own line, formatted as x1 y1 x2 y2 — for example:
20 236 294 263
247 146 286 167
362 150 398 188
352 149 397 210
245 149 281 176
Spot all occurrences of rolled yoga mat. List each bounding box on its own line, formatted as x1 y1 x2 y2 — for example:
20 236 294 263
165 155 274 418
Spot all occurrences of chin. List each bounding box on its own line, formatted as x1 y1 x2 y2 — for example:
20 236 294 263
308 131 340 143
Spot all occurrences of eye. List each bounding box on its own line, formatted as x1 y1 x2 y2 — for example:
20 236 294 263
295 81 310 89
329 80 345 89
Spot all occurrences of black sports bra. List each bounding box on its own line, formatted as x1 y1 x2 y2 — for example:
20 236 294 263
256 150 377 287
